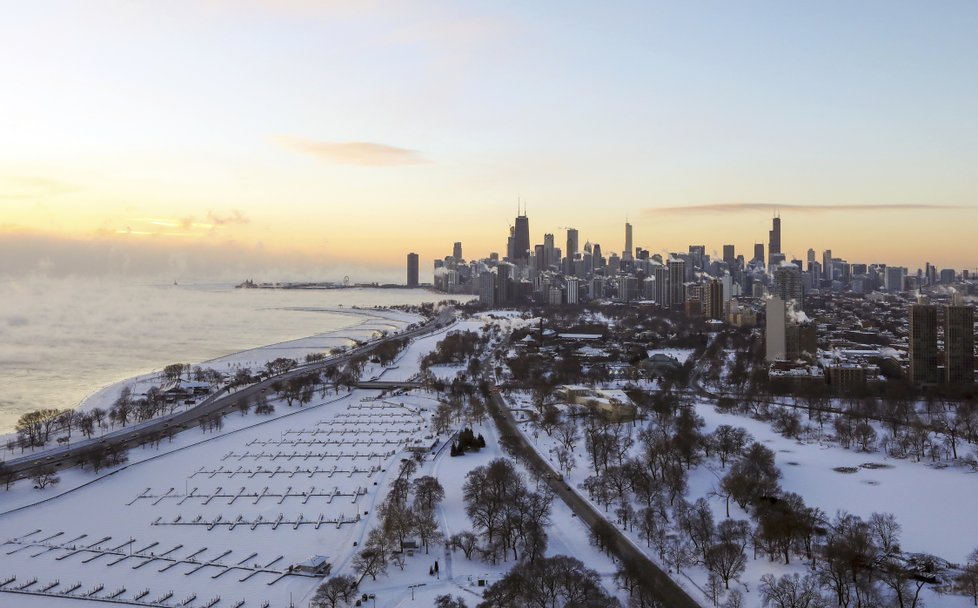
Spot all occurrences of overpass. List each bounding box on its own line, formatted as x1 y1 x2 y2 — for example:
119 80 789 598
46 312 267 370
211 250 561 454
354 381 423 390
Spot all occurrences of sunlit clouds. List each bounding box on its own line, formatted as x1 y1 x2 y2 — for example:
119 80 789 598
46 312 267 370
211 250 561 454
273 137 430 167
0 2 977 277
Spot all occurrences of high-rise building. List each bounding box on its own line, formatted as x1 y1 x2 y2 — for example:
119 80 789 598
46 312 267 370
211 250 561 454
654 264 670 307
772 263 804 306
565 277 580 305
688 245 705 270
766 296 787 361
909 302 939 384
496 263 513 306
704 279 724 320
768 215 781 267
406 253 419 287
754 243 765 264
479 270 496 307
566 228 579 261
822 250 833 282
543 233 555 268
945 302 975 385
513 213 530 264
885 267 906 292
668 257 686 307
623 222 633 261
453 242 463 260
723 245 736 266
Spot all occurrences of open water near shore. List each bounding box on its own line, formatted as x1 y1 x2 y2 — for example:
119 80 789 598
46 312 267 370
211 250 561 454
0 278 452 434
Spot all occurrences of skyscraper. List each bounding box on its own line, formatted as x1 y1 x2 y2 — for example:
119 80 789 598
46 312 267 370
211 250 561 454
822 250 833 282
543 233 555 268
453 242 463 260
654 264 670 308
754 243 765 264
945 302 975 385
406 253 419 287
723 245 736 266
668 257 686 307
704 278 724 320
909 302 939 384
772 263 804 306
513 212 530 264
566 228 579 260
623 222 633 261
768 215 781 267
765 296 787 361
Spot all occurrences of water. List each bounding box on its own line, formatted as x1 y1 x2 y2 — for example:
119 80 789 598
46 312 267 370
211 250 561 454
0 278 453 434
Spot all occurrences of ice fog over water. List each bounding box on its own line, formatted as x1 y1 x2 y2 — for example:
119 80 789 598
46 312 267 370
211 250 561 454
0 278 448 434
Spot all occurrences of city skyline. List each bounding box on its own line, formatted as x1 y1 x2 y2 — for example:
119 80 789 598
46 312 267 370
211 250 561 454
2 2 978 280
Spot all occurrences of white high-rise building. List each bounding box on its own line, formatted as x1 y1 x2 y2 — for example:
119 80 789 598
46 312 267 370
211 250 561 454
765 296 787 361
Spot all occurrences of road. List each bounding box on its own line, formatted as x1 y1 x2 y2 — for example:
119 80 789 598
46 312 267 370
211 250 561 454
5 309 455 480
485 387 703 608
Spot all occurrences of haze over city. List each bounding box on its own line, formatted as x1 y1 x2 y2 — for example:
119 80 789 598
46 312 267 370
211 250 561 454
2 1 977 282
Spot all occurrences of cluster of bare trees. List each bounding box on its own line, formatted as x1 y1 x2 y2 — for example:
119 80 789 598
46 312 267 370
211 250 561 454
457 457 553 565
346 460 446 586
421 330 486 368
477 554 619 608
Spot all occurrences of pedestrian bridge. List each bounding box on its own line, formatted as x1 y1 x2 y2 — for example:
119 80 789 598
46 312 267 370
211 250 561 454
355 381 424 390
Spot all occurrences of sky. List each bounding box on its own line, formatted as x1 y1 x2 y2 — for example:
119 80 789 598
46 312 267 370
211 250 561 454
2 1 977 282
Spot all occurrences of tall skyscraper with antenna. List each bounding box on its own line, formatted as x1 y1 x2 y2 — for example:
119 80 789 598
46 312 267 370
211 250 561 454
512 200 530 265
768 213 782 267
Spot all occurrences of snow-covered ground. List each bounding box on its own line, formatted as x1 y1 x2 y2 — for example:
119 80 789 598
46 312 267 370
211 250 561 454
1 311 629 607
512 390 978 607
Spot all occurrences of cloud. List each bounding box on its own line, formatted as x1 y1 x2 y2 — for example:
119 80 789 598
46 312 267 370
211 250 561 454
643 202 966 215
207 209 249 226
118 210 250 238
0 175 79 200
273 136 429 166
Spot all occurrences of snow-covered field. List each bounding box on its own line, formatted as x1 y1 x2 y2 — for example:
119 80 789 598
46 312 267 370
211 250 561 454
512 390 978 607
0 311 627 608
0 389 434 606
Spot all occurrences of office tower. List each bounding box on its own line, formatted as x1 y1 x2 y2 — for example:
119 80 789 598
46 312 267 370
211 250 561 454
566 228 579 260
688 245 705 270
754 243 765 264
909 302 939 384
533 245 546 272
566 277 580 305
513 212 530 264
543 233 555 268
654 264 670 307
807 248 816 265
668 257 686 307
479 270 496 307
772 263 803 305
941 269 956 284
496 263 512 306
704 278 724 320
618 276 637 302
406 253 419 287
723 245 736 266
453 242 463 260
885 267 906 292
821 249 832 282
592 243 604 269
945 301 975 385
765 296 787 361
768 215 781 267
623 222 633 261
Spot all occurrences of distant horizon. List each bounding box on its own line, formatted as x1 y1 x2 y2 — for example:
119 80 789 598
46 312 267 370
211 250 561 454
2 2 977 280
